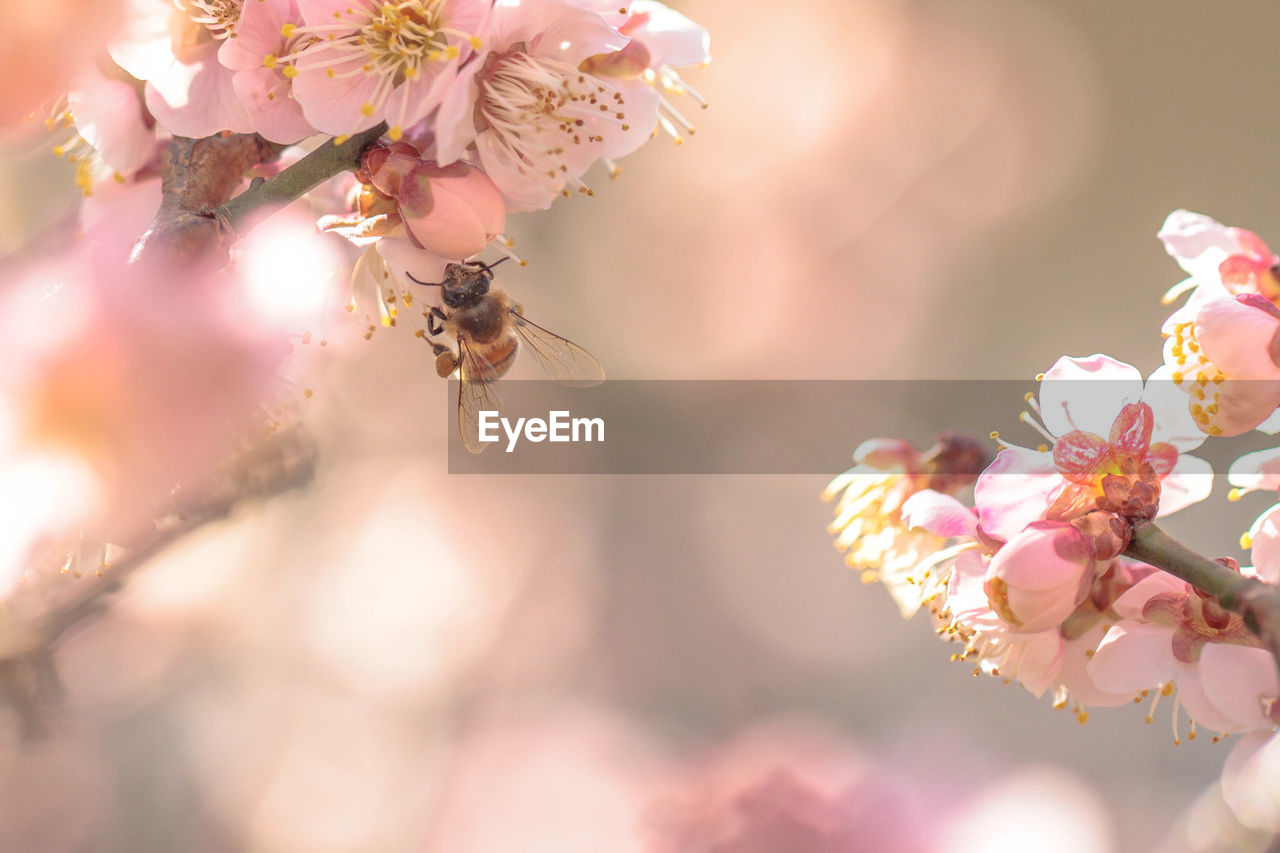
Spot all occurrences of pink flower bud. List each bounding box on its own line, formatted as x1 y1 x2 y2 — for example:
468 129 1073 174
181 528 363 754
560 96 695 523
359 141 422 199
397 162 505 261
984 525 1095 633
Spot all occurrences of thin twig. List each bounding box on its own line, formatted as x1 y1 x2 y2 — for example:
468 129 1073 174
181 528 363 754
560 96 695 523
219 122 388 236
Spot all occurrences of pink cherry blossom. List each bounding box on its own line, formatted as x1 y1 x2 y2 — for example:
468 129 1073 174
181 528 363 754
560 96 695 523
580 0 709 149
825 434 989 618
1087 566 1280 737
289 0 489 142
65 66 158 180
108 0 255 138
1159 210 1280 435
975 356 1210 549
434 0 647 210
217 0 316 144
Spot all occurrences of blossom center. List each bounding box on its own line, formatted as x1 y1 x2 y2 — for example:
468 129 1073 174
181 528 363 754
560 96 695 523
361 0 451 85
475 50 628 196
181 0 243 41
1167 321 1227 436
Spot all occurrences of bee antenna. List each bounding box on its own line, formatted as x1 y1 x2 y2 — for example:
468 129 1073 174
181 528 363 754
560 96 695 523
405 272 442 287
477 257 511 273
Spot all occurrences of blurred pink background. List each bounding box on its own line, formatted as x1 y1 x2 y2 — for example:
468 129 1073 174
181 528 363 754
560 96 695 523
2 0 1279 850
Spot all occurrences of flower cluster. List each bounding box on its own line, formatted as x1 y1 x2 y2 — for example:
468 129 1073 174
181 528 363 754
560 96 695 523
829 354 1279 736
828 210 1280 833
83 0 707 213
10 0 709 584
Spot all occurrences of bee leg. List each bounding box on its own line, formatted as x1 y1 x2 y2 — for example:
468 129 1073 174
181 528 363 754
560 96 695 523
426 306 448 337
434 348 459 378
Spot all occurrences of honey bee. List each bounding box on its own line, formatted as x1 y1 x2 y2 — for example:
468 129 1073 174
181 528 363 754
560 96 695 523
408 259 605 453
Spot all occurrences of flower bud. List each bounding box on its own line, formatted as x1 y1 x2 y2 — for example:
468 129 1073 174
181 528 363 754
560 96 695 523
984 525 1094 632
397 161 505 260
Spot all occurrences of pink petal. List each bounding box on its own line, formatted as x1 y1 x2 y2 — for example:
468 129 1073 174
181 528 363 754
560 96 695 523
974 447 1061 540
901 490 978 539
1174 665 1246 734
145 48 255 138
493 0 628 64
67 70 156 177
1221 732 1280 833
1211 377 1280 436
1229 448 1280 492
1249 503 1280 583
1108 402 1154 456
433 58 483 166
375 235 449 285
293 55 383 136
627 0 711 67
1052 430 1109 485
1199 643 1280 731
1010 631 1065 698
1110 572 1186 620
1056 623 1139 708
601 78 660 158
1155 453 1213 517
107 0 177 82
233 69 315 145
1143 365 1208 451
1195 296 1280 380
1039 355 1143 438
1158 209 1251 285
220 0 297 71
1085 621 1176 692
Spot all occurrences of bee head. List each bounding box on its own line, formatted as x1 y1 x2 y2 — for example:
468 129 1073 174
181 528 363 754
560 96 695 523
440 262 493 308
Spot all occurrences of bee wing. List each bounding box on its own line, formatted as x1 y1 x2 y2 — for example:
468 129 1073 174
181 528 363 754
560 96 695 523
509 310 606 387
457 338 503 454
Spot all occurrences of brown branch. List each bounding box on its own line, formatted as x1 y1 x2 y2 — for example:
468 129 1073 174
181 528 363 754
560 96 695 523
0 426 318 737
129 133 281 269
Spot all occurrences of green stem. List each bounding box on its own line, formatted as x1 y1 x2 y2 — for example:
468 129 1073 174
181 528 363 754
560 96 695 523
1125 521 1280 676
218 122 388 235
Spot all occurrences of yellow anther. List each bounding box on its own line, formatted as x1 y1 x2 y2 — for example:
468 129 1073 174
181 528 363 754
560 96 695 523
1076 711 1089 725
1023 392 1035 403
326 68 335 78
282 65 298 78
1241 531 1254 550
1209 425 1224 436
989 431 1000 440
360 102 375 117
303 388 314 399
388 125 403 141
1162 683 1174 697
281 22 297 38
264 53 279 68
1171 371 1183 385
334 134 351 145
1035 373 1045 381
1229 487 1245 502
469 35 483 49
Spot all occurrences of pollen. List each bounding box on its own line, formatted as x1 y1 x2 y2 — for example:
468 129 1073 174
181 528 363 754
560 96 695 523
360 102 375 117
388 125 403 140
283 65 299 78
281 22 297 38
264 54 279 68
